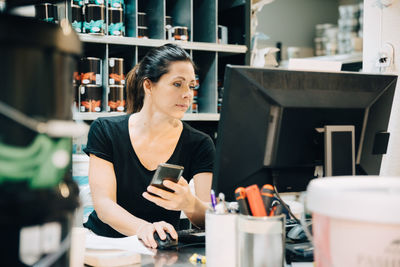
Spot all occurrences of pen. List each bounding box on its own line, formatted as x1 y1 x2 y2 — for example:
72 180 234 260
210 189 217 211
235 187 251 215
261 184 274 215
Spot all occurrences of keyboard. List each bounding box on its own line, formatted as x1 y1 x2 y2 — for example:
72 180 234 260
177 228 205 244
176 219 302 244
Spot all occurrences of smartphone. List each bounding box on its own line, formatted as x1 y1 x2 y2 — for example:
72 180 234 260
149 163 184 193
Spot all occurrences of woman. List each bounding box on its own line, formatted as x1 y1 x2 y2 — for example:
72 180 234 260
83 44 215 248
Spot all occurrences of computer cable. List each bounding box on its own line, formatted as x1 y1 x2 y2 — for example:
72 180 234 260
272 171 315 243
271 171 301 225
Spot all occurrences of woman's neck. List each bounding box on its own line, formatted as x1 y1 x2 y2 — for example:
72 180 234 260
129 107 181 138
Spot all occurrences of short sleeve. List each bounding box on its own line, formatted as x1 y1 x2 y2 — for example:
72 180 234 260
83 119 113 163
190 136 215 177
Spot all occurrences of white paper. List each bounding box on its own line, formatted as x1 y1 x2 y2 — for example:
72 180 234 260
85 232 154 256
70 227 87 267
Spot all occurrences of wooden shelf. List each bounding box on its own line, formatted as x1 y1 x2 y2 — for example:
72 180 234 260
78 34 247 54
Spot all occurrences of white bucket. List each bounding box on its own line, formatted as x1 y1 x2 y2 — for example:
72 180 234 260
72 154 93 224
307 176 400 267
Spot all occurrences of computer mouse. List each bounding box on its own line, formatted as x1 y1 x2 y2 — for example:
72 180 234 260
153 232 178 250
287 224 307 241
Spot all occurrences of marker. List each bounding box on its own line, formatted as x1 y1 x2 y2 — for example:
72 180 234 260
269 200 283 216
261 184 274 214
274 202 283 216
210 189 217 211
245 185 267 217
235 187 251 215
269 200 278 216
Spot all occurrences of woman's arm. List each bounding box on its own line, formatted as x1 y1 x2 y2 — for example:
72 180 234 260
143 172 212 228
184 172 212 227
88 155 177 247
89 154 148 235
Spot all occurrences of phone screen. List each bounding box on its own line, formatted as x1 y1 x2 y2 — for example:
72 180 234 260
149 163 184 193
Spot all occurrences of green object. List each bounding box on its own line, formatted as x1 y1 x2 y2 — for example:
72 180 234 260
0 134 71 188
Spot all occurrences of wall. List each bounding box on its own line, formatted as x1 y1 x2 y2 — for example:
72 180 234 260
363 0 400 176
255 0 339 55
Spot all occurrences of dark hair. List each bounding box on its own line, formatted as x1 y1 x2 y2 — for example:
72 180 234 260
125 43 196 113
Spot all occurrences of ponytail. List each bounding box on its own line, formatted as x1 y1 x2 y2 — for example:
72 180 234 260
125 63 144 113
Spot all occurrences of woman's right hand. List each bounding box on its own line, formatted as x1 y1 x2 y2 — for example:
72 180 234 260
136 221 178 248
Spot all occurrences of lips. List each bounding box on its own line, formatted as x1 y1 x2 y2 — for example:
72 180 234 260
176 104 189 109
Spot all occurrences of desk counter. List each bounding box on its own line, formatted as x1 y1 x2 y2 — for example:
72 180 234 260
137 246 204 267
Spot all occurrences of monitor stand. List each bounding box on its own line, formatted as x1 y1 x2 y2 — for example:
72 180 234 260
317 126 356 177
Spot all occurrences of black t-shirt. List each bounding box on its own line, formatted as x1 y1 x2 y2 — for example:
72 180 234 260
83 114 215 237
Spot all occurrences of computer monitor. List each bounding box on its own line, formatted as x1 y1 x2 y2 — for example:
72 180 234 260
213 66 397 201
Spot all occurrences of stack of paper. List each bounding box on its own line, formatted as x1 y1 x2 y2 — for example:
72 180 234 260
84 233 154 267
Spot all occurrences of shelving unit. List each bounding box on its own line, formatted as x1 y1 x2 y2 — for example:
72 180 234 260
69 0 250 121
280 51 363 71
303 51 362 64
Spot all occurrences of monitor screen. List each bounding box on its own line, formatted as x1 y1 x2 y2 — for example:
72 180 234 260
213 66 397 201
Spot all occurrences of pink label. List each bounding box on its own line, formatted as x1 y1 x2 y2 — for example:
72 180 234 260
313 213 400 267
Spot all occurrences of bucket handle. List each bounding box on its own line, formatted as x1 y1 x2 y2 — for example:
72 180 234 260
0 100 88 138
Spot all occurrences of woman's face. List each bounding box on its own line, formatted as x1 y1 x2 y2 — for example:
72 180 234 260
148 61 196 118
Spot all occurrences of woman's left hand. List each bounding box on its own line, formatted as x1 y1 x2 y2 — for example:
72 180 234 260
142 177 196 213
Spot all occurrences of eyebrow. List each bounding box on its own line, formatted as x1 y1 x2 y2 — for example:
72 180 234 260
172 76 195 82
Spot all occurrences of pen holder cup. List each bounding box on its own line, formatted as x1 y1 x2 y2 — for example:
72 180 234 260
237 214 285 267
206 211 238 267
